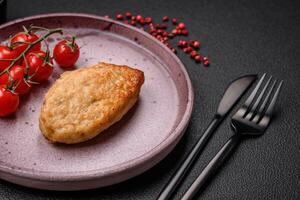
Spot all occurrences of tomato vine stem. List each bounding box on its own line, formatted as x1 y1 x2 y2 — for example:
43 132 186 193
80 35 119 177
0 27 63 76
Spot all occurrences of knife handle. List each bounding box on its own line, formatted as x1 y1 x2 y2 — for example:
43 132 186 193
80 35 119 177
181 134 241 200
157 116 221 200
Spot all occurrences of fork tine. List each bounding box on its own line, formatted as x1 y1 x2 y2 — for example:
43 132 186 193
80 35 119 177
242 73 266 117
252 80 277 123
248 76 273 120
256 80 283 125
264 80 283 117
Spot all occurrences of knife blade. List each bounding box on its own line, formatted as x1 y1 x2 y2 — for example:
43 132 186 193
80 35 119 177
217 75 258 116
157 74 257 200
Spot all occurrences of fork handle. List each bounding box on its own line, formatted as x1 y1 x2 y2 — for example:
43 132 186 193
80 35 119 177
157 117 221 200
181 134 242 200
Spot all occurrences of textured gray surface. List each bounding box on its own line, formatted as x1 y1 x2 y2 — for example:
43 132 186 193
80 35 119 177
1 0 300 199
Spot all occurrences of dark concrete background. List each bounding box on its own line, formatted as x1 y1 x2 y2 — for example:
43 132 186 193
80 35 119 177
1 0 299 199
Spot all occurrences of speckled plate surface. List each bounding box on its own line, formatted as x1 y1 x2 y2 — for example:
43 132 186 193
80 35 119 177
0 13 193 191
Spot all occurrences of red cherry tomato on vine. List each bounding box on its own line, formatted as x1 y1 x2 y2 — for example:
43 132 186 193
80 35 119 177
22 50 53 82
0 85 19 117
0 45 18 72
53 37 79 68
10 32 41 56
0 65 31 95
0 72 9 85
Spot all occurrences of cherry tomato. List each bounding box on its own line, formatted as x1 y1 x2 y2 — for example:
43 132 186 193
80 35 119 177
0 45 18 72
0 72 9 85
10 32 41 56
53 37 79 68
22 51 53 82
0 85 19 117
0 65 31 95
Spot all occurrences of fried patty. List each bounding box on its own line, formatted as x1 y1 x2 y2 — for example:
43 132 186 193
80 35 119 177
39 62 144 144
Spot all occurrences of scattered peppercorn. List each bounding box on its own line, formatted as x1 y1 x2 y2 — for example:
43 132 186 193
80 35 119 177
116 14 123 20
189 40 195 46
171 47 177 54
193 41 201 49
178 40 188 48
125 12 132 18
163 16 169 22
145 17 152 24
109 12 209 67
168 33 174 39
130 21 137 26
204 60 210 66
172 18 177 25
178 23 186 29
183 46 193 53
182 29 188 36
136 15 143 21
139 18 145 25
190 51 198 58
194 55 202 62
203 56 209 61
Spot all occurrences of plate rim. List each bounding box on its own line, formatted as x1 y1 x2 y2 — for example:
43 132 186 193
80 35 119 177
0 13 194 183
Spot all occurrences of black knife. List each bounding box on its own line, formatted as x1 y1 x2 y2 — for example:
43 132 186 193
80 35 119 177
157 74 257 200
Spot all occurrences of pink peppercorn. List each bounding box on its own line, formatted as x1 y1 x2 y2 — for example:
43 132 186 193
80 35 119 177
157 29 163 34
151 32 158 37
162 31 169 37
193 41 201 49
189 40 195 46
194 55 202 62
139 17 145 25
182 29 188 36
109 13 209 67
149 29 156 34
171 47 177 54
116 14 123 20
168 33 174 38
172 29 178 35
145 17 152 24
130 21 136 26
163 16 169 22
190 50 197 58
136 15 143 21
177 40 187 48
172 18 177 25
125 12 132 18
183 46 193 53
204 60 210 66
178 23 185 29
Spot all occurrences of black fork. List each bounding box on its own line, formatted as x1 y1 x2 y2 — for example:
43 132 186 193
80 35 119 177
181 74 283 200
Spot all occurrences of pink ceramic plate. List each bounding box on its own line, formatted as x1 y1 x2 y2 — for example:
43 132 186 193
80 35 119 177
0 13 193 191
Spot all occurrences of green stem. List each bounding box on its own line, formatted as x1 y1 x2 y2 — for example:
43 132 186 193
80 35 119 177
29 26 51 32
0 28 62 76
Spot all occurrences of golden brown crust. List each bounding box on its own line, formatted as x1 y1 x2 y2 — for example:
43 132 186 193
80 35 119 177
39 62 144 144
